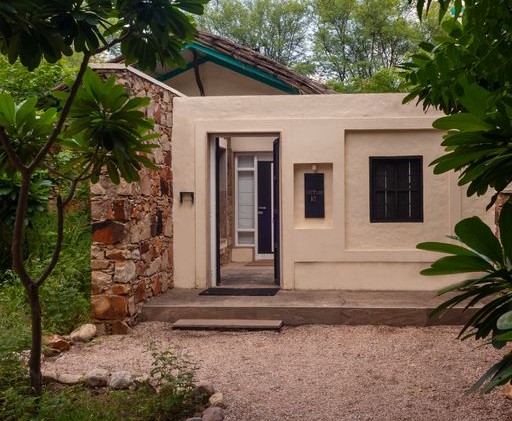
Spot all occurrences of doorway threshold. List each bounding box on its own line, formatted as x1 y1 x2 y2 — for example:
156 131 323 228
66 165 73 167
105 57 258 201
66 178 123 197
200 287 279 296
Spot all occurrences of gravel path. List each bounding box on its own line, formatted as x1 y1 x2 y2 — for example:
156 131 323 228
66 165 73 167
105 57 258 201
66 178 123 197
44 323 511 420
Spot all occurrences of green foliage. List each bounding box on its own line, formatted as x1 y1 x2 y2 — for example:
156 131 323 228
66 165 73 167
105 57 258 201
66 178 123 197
402 1 512 207
59 69 159 184
417 201 512 393
29 211 92 334
144 344 205 419
0 0 208 71
314 0 432 84
0 209 91 337
0 347 205 421
0 71 159 184
200 0 440 92
327 67 408 93
0 0 208 398
0 56 70 102
0 172 52 272
198 0 311 68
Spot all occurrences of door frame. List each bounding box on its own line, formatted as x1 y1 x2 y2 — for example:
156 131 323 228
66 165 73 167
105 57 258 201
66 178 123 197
209 134 281 287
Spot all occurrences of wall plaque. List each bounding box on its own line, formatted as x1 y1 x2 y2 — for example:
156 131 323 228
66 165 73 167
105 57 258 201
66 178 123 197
304 173 325 218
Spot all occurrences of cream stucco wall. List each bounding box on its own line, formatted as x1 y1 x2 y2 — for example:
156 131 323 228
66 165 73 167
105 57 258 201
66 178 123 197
164 62 285 96
171 94 493 291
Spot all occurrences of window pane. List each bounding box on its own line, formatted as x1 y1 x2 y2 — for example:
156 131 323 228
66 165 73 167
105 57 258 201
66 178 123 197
238 232 254 245
238 155 254 168
397 191 410 219
238 171 254 229
370 156 422 222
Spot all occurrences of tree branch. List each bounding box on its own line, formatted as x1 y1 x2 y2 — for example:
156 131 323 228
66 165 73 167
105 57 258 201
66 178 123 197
94 34 129 56
35 195 64 286
0 126 27 173
11 174 33 287
192 50 206 96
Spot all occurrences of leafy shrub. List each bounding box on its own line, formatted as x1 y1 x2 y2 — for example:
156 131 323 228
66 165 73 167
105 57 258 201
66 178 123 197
0 207 91 337
144 344 205 420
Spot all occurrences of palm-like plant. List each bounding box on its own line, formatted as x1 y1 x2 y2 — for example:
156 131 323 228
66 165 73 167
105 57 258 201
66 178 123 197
418 201 512 392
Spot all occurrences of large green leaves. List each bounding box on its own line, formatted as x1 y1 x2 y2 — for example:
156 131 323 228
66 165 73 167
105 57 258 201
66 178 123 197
454 217 503 265
0 94 57 175
60 69 158 183
418 201 512 392
402 1 512 208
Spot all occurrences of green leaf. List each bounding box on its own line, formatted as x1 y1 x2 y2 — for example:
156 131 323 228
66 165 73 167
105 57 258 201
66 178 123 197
433 113 493 132
467 358 507 394
459 83 492 118
0 93 16 125
106 161 120 184
454 217 504 265
497 311 512 331
483 363 512 393
499 202 512 264
417 241 477 256
420 255 494 276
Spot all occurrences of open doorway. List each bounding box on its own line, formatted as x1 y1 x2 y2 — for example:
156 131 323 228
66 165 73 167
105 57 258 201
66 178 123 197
209 134 280 288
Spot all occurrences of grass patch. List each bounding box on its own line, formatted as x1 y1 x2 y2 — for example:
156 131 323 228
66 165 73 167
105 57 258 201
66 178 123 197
0 207 91 350
4 382 207 421
0 345 208 421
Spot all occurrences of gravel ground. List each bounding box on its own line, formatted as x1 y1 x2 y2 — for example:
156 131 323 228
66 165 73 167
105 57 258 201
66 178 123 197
44 322 512 421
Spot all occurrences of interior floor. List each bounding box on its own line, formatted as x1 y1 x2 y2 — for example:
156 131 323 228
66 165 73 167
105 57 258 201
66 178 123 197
219 261 275 287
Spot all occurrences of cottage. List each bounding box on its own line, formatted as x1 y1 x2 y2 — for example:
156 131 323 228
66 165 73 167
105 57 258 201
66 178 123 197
90 32 492 332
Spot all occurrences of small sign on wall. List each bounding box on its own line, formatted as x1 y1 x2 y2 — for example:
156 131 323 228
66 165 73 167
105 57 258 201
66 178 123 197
304 173 325 218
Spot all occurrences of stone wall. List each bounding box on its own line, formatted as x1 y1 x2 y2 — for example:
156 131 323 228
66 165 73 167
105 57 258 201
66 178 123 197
89 67 175 333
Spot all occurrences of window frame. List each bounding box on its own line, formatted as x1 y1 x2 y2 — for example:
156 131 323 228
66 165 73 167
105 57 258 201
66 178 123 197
369 156 423 223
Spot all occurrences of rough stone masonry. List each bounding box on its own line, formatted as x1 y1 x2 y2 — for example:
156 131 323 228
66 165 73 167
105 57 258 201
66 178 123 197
89 66 176 334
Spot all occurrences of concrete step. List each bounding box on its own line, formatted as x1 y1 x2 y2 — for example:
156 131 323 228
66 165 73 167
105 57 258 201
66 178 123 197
172 318 283 330
142 289 483 326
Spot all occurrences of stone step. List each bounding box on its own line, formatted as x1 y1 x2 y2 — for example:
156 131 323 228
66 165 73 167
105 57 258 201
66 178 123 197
172 318 284 330
143 289 485 326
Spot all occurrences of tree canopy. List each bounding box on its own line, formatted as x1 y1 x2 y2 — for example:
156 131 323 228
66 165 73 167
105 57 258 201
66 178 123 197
198 0 442 92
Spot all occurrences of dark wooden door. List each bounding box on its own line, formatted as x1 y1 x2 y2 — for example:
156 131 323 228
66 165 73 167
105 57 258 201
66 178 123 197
215 137 221 284
257 161 273 254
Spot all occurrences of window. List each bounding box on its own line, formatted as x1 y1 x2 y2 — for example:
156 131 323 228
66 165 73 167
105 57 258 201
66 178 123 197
369 156 423 223
235 154 256 245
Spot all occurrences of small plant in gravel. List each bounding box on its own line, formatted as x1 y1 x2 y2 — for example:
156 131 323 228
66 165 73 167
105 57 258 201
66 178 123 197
144 343 207 420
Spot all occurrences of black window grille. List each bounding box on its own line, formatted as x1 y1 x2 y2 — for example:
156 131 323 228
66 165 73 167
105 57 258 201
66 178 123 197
369 156 423 223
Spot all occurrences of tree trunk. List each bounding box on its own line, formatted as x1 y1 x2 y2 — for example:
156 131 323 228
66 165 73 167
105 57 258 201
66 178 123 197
27 283 42 396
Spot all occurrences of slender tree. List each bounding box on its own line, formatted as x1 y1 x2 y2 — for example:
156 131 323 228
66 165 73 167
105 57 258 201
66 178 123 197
0 0 208 396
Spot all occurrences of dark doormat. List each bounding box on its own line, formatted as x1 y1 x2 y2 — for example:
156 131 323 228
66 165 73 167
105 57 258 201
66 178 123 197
199 287 279 296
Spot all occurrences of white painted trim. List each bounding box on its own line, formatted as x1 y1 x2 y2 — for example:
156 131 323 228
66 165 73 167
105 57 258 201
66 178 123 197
90 63 187 97
209 138 217 286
